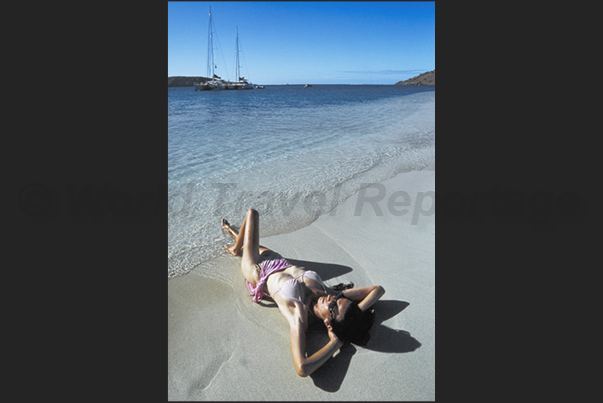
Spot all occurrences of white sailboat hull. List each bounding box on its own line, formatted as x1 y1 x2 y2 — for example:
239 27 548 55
194 79 254 91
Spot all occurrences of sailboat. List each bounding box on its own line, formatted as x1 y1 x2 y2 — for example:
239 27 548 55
228 27 254 90
194 6 226 91
194 7 256 91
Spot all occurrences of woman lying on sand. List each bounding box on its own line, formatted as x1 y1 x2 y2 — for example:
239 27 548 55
221 209 385 377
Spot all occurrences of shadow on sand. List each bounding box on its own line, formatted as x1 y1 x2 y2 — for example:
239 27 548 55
247 255 422 392
286 258 354 282
282 259 421 393
306 299 422 392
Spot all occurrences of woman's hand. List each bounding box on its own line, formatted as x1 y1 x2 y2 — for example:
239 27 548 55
327 327 339 342
327 327 344 350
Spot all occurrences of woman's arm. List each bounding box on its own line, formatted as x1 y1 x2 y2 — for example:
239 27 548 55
289 316 343 377
284 286 385 377
341 285 385 312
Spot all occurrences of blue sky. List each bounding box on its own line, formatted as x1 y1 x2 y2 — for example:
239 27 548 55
168 1 435 85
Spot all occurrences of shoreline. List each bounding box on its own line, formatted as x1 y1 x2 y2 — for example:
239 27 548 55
169 153 434 280
168 139 435 280
168 165 435 400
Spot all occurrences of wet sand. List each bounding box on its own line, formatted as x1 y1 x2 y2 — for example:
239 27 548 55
168 167 435 400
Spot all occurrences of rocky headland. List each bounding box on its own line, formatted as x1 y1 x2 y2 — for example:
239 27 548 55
395 70 435 85
168 76 209 87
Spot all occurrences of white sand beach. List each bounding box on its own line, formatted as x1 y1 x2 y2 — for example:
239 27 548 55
168 166 435 400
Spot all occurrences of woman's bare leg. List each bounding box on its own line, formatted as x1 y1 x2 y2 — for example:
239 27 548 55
222 209 265 288
222 217 271 256
221 219 238 240
221 218 242 256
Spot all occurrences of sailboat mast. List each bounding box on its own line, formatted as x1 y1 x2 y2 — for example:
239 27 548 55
235 26 240 81
206 6 214 78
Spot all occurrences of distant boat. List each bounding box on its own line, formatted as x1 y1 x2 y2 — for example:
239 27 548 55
194 7 258 91
193 7 224 91
304 84 312 88
228 26 255 90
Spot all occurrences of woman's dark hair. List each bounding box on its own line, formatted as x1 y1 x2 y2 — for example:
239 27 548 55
330 301 374 346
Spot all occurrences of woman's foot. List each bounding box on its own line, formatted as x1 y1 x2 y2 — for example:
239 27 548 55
224 244 241 256
221 218 239 239
221 218 242 255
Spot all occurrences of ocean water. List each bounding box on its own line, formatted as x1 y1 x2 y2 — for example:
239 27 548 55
168 85 435 278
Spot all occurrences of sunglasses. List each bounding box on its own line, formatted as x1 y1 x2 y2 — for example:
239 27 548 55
328 292 345 320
